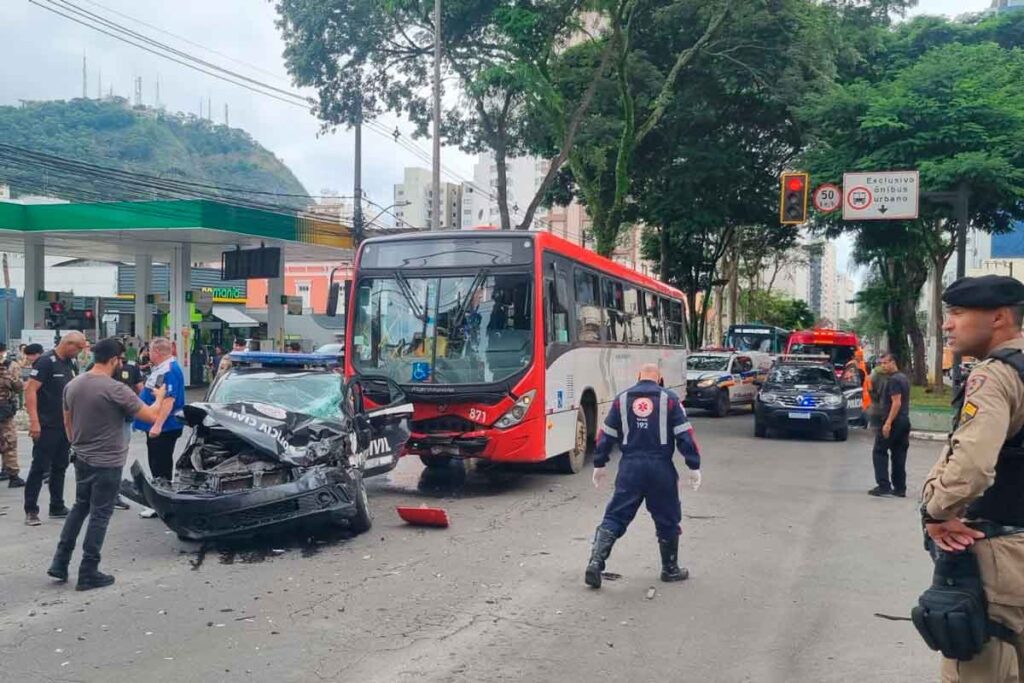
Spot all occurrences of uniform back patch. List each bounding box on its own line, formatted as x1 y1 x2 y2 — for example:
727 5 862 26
632 397 654 418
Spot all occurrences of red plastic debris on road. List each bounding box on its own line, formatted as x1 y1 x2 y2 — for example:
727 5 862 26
396 505 450 528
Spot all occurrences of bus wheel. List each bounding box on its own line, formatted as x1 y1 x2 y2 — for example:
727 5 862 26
420 455 453 469
556 408 588 474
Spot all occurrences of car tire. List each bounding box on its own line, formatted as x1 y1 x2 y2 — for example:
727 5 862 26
712 391 730 418
754 420 767 438
420 454 453 469
834 426 849 442
555 407 588 474
349 473 373 534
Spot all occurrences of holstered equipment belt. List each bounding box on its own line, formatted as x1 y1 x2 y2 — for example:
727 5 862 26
912 524 1024 661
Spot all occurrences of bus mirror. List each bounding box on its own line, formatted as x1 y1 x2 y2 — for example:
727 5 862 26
326 282 341 317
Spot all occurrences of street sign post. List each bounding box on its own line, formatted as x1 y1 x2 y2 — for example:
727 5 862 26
842 170 919 220
812 184 841 213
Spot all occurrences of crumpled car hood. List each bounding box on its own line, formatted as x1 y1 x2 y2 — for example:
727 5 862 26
182 401 355 469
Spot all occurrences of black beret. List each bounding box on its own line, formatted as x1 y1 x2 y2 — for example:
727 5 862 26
23 343 44 355
942 275 1024 308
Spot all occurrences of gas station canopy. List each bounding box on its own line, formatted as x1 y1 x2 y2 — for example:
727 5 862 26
0 198 353 263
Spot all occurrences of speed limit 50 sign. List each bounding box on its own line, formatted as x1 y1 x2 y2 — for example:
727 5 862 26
813 184 841 213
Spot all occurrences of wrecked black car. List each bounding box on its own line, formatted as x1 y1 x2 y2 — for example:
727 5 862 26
123 353 412 541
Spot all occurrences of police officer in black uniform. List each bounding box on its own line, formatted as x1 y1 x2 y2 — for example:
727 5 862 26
585 363 703 589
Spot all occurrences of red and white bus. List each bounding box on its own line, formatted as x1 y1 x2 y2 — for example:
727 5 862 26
785 328 860 377
344 229 689 474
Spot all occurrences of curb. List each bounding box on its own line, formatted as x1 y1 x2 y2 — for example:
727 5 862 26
910 431 946 442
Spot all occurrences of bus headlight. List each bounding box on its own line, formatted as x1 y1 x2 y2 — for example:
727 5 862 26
494 390 537 429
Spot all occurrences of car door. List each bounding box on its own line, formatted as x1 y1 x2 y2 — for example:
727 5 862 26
345 377 414 478
734 357 755 402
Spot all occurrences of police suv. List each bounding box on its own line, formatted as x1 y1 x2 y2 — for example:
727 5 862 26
754 355 854 441
684 349 771 417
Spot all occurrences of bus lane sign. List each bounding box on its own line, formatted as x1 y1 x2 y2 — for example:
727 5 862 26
842 170 919 221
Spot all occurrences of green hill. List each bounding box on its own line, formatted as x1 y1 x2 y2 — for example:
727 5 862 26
0 98 309 209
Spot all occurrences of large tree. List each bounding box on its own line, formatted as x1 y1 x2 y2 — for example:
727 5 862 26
275 0 609 231
804 39 1024 384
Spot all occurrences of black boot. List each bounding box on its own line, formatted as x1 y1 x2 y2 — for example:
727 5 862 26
658 537 689 583
585 527 618 589
76 568 115 592
47 560 69 583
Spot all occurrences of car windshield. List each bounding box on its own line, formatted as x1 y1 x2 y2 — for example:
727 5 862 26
688 355 730 371
769 365 837 386
315 343 344 355
789 344 855 367
351 272 534 385
209 370 343 421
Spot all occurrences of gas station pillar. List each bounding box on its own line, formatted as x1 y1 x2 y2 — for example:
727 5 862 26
23 236 45 332
267 262 285 351
169 244 192 386
134 251 152 343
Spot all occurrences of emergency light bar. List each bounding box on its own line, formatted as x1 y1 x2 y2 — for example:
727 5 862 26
228 352 342 367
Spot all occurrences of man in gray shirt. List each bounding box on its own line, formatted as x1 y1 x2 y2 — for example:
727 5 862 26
47 338 166 591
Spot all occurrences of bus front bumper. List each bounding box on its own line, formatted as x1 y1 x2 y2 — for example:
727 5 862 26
403 419 539 462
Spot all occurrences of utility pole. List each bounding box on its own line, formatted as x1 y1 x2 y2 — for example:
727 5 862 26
353 98 364 244
431 0 442 231
82 53 87 99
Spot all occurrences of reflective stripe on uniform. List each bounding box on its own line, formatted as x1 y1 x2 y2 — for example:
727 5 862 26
619 393 630 445
674 422 693 435
603 425 619 438
659 390 668 445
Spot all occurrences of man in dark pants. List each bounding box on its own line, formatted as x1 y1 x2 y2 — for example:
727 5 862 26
585 363 703 589
869 352 912 497
24 332 88 526
48 338 166 590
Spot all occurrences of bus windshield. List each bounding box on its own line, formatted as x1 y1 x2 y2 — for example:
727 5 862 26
351 272 534 385
726 325 788 354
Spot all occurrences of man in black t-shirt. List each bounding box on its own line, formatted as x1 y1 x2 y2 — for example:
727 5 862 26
869 352 912 498
23 332 88 526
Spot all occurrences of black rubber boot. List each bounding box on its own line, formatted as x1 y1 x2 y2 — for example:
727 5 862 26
76 569 115 592
659 537 690 583
585 527 618 589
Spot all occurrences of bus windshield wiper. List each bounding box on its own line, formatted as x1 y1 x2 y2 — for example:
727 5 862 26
448 269 489 337
394 271 427 322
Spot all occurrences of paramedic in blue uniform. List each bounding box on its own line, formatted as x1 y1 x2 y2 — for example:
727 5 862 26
585 363 703 589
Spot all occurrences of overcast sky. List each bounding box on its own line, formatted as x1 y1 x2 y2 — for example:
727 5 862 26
0 0 996 271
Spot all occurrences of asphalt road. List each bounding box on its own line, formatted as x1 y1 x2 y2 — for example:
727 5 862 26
0 410 939 683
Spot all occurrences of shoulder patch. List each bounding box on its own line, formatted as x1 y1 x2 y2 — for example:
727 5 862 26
965 375 987 396
962 401 979 423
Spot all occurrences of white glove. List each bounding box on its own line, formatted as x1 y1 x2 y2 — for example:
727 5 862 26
592 467 608 489
687 469 702 492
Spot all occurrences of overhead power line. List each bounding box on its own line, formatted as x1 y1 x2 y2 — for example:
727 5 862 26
31 0 549 226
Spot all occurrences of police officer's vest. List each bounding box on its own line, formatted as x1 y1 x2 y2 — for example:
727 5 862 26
953 347 1024 526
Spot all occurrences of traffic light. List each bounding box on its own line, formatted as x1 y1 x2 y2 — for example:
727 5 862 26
46 302 66 329
780 172 809 225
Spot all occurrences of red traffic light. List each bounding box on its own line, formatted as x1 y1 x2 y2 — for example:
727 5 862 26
787 177 804 192
50 302 64 314
84 309 95 320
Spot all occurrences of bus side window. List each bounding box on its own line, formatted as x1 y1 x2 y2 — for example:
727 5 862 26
546 265 570 346
602 278 626 342
663 299 684 347
644 291 662 345
623 286 643 344
574 269 602 343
